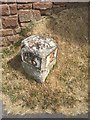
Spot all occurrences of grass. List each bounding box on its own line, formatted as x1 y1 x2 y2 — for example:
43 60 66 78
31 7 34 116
2 47 14 58
2 4 88 116
19 21 34 37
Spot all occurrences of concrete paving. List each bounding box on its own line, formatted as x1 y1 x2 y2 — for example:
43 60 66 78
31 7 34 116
1 101 88 119
2 112 88 118
0 100 2 120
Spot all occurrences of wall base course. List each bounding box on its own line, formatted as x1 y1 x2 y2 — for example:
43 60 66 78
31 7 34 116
18 9 41 23
0 2 67 47
17 3 32 9
0 29 14 37
2 15 19 29
33 2 52 10
0 19 2 29
18 10 33 22
9 4 17 15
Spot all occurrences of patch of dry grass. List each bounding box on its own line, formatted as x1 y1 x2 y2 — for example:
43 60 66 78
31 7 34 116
2 4 88 116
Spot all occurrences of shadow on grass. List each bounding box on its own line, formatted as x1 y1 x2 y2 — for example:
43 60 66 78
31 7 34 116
7 54 35 82
7 54 22 70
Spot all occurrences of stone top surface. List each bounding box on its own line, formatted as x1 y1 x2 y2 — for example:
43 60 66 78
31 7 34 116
21 35 57 58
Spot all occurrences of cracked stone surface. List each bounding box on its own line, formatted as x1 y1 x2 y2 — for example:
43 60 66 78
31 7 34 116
21 35 57 83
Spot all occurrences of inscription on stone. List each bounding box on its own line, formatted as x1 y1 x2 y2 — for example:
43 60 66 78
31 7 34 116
21 35 57 83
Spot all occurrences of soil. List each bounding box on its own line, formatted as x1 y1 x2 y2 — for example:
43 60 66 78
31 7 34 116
1 3 88 116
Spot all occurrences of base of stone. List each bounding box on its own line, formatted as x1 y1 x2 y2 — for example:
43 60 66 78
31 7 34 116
22 59 56 83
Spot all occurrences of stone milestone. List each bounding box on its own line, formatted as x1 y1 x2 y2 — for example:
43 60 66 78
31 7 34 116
21 35 57 83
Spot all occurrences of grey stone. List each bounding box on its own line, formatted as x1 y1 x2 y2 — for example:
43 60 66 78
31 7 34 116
21 35 57 83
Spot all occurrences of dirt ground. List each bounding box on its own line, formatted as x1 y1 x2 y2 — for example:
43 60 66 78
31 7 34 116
2 3 88 116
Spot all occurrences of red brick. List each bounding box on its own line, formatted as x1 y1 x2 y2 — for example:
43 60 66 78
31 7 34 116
0 29 13 37
0 4 10 16
0 0 16 3
16 0 34 3
17 3 32 9
18 10 33 22
16 0 32 3
32 10 41 20
0 19 2 29
9 4 17 15
33 2 52 10
2 15 18 29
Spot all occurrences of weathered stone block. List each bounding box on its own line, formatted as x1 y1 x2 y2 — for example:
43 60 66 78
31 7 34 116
0 29 13 37
18 9 41 22
9 4 17 15
7 0 16 2
32 10 41 20
18 10 33 22
0 19 2 29
33 2 52 10
2 15 18 29
21 35 57 83
0 4 10 16
16 0 32 3
0 0 7 3
17 3 32 9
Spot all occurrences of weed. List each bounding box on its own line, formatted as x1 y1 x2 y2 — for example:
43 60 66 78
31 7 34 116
14 37 23 48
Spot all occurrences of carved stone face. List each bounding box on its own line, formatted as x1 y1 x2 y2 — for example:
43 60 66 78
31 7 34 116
21 35 57 83
46 49 57 67
23 52 41 69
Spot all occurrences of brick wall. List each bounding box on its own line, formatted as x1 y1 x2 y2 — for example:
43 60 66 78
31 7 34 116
0 2 66 47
